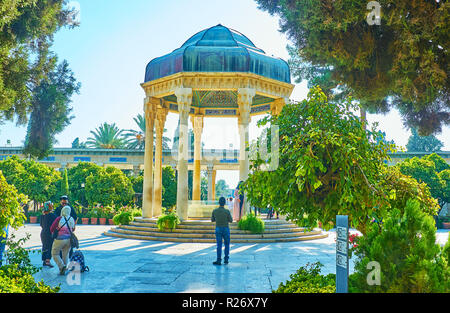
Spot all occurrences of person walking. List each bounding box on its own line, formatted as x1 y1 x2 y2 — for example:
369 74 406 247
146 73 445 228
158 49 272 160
54 195 77 258
40 202 57 267
50 206 75 275
233 181 244 221
211 197 233 266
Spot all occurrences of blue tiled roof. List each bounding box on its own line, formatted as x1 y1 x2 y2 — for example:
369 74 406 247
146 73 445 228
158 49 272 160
144 24 291 84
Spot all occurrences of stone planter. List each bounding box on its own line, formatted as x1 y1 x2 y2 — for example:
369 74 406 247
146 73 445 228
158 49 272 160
81 218 89 225
99 218 107 225
29 216 38 224
108 218 114 225
90 217 98 225
443 222 450 229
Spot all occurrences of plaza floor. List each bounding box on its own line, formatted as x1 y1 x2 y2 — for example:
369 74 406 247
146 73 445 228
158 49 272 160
9 224 450 293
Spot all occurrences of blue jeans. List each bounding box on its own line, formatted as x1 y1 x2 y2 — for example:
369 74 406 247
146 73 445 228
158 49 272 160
215 227 230 261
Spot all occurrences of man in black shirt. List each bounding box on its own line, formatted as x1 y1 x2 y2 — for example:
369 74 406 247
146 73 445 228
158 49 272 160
54 195 77 224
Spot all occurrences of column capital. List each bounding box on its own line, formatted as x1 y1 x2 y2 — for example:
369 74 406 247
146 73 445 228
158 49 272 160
271 98 288 116
144 97 158 123
175 87 193 120
237 88 255 125
155 107 169 137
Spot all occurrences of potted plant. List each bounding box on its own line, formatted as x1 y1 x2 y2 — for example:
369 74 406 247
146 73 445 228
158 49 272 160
28 210 41 224
81 215 89 225
442 217 450 229
98 206 108 225
88 209 98 225
78 211 89 225
156 211 180 232
104 205 116 225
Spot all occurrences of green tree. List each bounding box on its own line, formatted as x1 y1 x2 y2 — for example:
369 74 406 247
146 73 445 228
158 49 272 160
162 166 177 209
424 153 450 173
0 171 27 237
23 60 80 159
61 168 69 197
67 162 103 206
439 169 450 207
0 156 61 209
215 179 230 199
406 129 444 153
85 166 134 206
123 114 171 150
86 122 126 149
256 0 449 135
200 175 208 201
0 0 77 125
397 156 447 208
349 199 449 293
243 87 438 235
71 137 87 149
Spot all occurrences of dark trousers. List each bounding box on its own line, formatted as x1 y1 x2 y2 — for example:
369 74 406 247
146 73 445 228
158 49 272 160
215 227 230 262
40 232 54 261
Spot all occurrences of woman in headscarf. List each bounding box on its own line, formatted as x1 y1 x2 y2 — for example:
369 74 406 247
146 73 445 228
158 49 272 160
233 181 244 222
50 205 75 275
40 201 57 267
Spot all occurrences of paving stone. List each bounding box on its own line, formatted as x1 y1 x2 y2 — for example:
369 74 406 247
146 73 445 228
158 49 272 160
6 224 448 293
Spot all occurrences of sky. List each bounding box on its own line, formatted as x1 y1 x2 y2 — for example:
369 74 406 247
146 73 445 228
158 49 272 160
0 0 448 189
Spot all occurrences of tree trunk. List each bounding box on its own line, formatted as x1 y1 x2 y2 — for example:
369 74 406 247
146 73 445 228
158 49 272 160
360 107 367 130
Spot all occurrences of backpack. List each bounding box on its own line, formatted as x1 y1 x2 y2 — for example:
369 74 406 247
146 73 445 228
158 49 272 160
69 250 89 273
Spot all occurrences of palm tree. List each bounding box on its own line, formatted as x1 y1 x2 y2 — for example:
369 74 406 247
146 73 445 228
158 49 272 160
86 122 126 149
123 114 171 150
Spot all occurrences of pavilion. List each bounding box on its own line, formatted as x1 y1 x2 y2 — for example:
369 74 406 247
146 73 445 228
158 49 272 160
140 24 294 221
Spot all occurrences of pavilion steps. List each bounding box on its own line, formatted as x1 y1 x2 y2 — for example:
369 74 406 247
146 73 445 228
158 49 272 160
104 217 328 243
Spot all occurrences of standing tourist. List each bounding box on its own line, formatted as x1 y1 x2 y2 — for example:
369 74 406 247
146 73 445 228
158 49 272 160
40 201 57 267
54 195 77 223
227 197 234 214
211 197 233 266
50 206 75 275
233 182 242 221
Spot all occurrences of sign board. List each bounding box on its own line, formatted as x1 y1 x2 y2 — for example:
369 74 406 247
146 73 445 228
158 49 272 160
336 215 349 293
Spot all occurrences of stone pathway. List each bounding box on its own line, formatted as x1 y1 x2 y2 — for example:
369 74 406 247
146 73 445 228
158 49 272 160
8 225 449 293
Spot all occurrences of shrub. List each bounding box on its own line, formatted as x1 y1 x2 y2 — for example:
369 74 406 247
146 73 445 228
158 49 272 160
349 199 449 293
157 212 180 231
273 262 335 293
0 233 59 293
112 212 133 226
238 213 265 234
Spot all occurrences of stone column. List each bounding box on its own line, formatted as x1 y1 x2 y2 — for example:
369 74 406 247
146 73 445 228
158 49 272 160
142 97 157 218
153 106 168 217
207 165 214 201
237 88 254 182
237 88 255 215
132 164 141 177
212 169 217 200
191 115 204 201
175 87 192 221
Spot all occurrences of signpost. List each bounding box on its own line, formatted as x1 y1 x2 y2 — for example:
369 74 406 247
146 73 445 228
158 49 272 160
336 215 349 293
